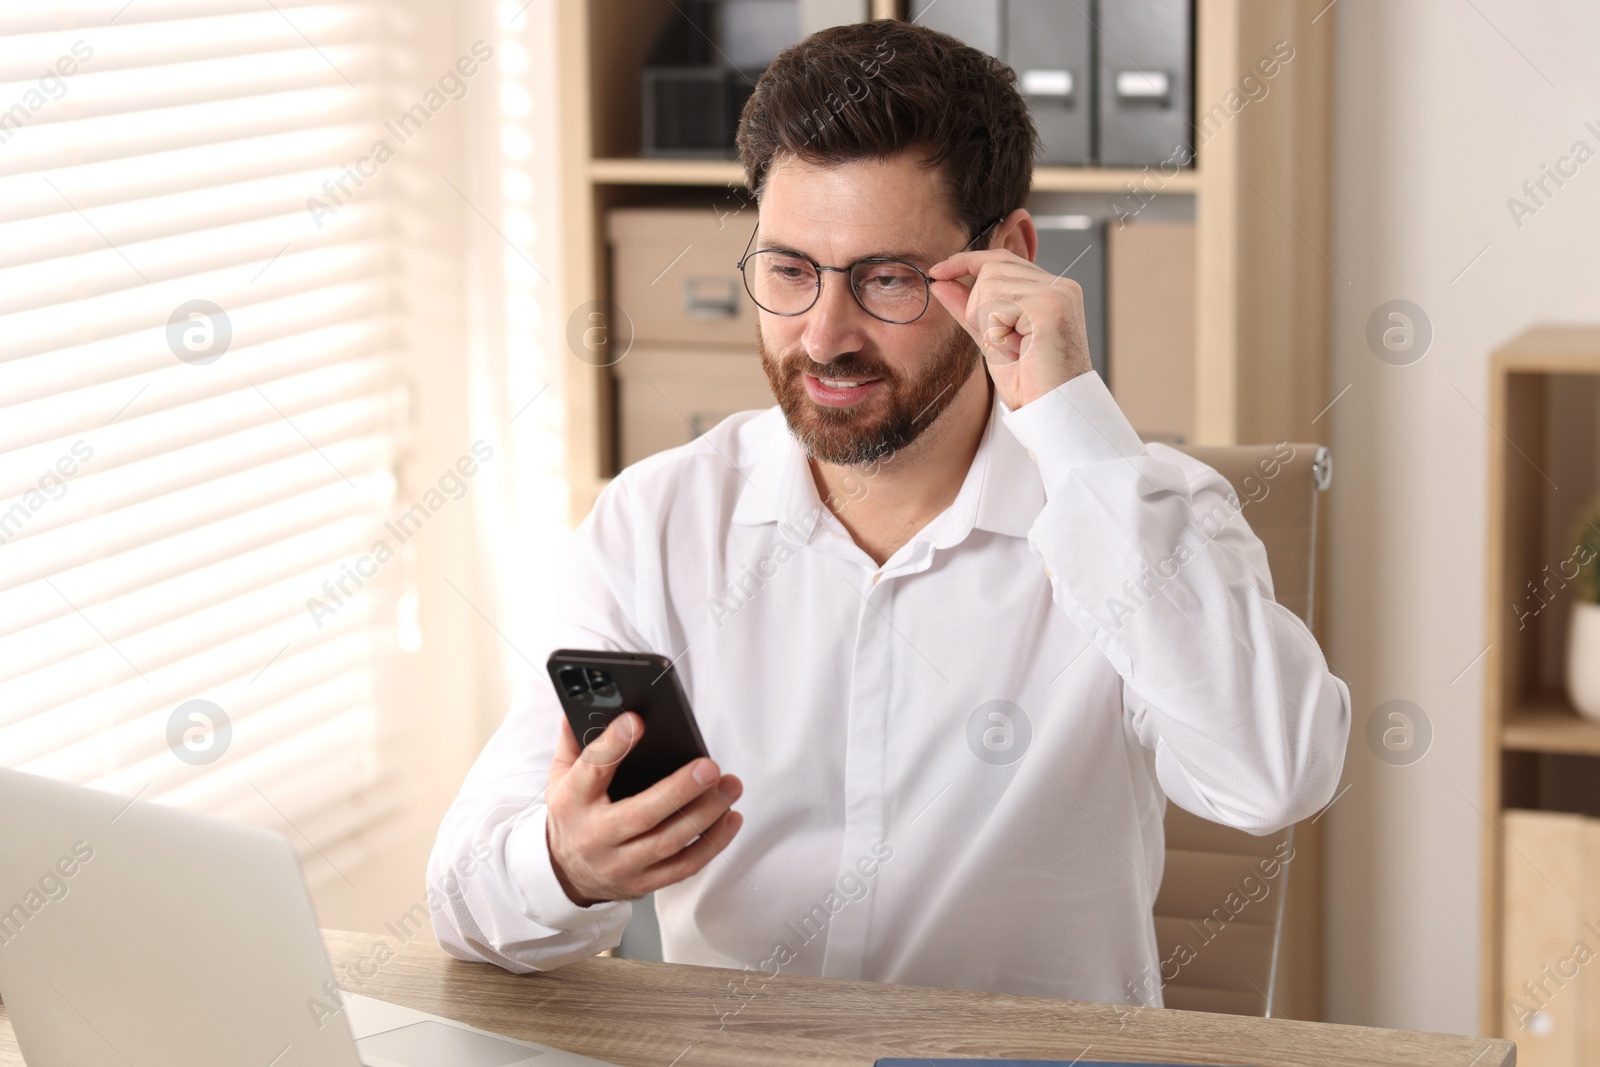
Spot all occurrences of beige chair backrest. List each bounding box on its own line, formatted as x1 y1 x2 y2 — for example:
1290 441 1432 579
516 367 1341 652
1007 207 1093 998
1153 443 1331 1017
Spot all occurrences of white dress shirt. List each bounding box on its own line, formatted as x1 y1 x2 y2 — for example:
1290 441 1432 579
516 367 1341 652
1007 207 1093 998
427 369 1350 1008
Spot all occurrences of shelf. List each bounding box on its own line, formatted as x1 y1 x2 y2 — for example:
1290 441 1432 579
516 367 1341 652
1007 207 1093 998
1033 166 1200 194
1503 690 1600 756
590 157 1201 195
590 157 746 186
1480 335 1600 1034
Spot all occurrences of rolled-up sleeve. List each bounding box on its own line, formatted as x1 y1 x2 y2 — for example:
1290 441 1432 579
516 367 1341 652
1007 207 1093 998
426 477 648 971
1001 370 1351 835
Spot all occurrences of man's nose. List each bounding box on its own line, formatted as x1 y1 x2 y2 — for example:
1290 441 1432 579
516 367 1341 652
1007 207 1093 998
800 270 871 363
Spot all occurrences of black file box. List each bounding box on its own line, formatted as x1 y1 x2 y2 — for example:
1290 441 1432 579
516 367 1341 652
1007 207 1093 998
640 0 761 158
908 0 1092 166
1006 0 1093 165
642 67 760 158
1096 0 1194 167
908 0 1003 56
1032 215 1108 384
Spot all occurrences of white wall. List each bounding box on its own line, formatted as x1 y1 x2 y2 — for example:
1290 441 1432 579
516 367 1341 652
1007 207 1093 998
1325 0 1600 1035
312 0 572 934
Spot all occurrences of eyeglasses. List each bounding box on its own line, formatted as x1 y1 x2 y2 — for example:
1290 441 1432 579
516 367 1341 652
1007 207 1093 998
734 216 1003 325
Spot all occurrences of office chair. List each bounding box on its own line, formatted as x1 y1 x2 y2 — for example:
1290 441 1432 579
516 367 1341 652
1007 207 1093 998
1152 442 1334 1018
619 441 1337 1018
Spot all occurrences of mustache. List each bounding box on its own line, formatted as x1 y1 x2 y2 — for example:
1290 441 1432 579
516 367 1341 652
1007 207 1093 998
782 353 894 382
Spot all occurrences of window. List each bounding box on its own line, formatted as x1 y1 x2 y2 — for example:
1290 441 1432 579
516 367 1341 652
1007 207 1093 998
0 1 416 887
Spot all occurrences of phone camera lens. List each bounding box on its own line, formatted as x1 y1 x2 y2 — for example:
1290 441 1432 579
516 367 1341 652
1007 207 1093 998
557 666 588 697
586 669 619 699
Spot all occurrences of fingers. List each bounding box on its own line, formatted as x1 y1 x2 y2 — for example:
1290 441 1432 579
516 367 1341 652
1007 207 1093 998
928 277 975 329
926 247 1014 281
636 808 745 895
617 774 743 867
551 715 579 768
545 729 745 901
930 279 1008 357
601 753 726 844
546 716 578 795
977 304 1024 359
929 272 1035 346
933 283 1026 364
934 262 1083 371
562 710 644 804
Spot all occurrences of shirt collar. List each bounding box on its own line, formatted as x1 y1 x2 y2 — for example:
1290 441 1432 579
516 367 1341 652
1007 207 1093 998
731 385 1044 544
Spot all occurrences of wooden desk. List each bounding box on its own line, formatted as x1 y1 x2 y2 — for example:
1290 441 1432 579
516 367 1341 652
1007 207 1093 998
0 929 1513 1067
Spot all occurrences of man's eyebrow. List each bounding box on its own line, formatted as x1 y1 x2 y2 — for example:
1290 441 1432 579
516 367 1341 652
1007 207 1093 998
757 235 935 264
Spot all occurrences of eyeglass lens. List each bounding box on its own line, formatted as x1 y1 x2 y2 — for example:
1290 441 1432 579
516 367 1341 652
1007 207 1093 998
742 251 930 323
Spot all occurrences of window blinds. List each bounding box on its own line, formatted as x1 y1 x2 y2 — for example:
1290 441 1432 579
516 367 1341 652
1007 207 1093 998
0 0 412 888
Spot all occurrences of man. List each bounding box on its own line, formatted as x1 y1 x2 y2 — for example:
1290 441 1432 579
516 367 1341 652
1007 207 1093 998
428 21 1349 1007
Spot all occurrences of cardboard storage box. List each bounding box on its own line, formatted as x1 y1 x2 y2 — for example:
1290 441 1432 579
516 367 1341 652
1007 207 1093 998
613 345 775 468
1501 808 1600 1067
608 208 760 348
1107 218 1196 444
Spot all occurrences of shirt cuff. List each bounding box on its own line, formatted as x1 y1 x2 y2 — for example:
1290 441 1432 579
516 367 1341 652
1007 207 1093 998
506 805 622 932
1001 370 1147 488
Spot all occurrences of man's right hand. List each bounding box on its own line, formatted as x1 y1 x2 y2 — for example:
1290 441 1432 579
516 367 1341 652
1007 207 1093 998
545 711 743 907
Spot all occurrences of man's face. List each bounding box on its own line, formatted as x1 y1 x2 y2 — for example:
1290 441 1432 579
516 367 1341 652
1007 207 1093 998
752 151 982 467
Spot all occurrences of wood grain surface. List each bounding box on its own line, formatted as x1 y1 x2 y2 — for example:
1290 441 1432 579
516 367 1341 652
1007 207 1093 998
0 928 1513 1066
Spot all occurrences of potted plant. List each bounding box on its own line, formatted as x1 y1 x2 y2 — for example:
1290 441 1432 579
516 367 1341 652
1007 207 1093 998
1568 498 1600 721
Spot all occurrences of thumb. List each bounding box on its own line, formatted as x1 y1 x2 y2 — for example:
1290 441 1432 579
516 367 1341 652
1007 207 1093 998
549 715 581 791
565 710 644 804
929 277 976 335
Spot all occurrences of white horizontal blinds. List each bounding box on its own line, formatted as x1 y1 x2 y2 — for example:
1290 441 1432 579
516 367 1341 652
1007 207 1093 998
0 0 414 888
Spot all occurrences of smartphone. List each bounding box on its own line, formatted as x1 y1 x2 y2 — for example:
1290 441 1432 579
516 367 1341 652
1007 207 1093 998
545 648 712 802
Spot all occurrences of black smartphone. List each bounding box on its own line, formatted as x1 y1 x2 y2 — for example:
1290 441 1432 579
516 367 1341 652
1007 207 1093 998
545 648 712 802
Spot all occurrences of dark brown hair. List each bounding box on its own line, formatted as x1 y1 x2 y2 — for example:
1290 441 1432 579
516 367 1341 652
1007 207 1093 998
735 20 1037 245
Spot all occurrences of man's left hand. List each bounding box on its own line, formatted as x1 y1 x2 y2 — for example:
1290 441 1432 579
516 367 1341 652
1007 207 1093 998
928 248 1094 411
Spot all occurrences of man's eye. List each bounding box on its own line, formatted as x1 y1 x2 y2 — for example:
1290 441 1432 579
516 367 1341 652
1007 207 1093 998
859 265 919 291
765 258 814 283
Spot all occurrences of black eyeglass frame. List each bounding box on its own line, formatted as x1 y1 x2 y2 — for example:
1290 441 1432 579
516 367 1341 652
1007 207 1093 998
734 215 1005 325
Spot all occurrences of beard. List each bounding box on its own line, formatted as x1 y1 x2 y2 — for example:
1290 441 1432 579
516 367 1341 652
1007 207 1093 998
756 319 982 467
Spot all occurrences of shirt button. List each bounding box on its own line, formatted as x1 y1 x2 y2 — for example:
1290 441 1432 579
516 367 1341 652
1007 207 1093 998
872 573 881 586
1027 450 1037 462
1044 564 1053 579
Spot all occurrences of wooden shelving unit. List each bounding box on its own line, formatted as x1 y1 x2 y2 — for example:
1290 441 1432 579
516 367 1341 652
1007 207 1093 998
1480 328 1600 1043
556 0 1334 522
552 0 1335 1020
1032 166 1202 193
1502 689 1600 757
587 158 747 185
588 156 1203 193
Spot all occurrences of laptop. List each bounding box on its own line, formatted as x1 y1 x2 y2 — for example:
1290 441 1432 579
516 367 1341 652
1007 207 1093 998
0 766 620 1067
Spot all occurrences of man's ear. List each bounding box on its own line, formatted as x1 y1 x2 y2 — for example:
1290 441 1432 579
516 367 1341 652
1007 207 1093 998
995 208 1038 263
